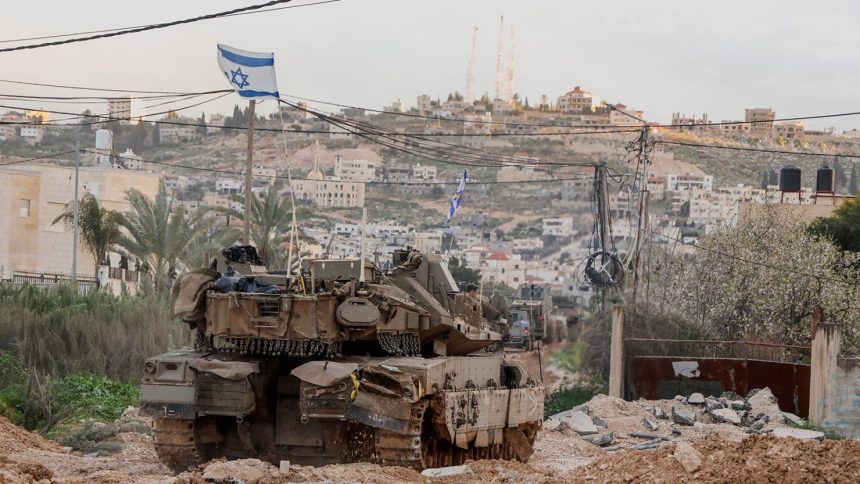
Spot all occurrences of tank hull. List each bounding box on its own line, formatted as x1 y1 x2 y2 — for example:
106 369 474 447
141 350 543 471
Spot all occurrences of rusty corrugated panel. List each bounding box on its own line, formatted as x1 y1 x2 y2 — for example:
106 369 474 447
626 356 810 417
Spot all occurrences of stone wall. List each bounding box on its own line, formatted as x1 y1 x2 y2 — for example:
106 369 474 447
809 324 860 438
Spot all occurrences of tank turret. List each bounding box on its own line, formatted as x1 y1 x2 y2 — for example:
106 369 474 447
145 246 543 471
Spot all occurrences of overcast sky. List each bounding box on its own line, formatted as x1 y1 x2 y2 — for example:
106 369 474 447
2 0 859 130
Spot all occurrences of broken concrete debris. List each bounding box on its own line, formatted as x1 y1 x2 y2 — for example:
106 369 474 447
782 412 804 427
653 406 667 419
582 432 614 446
561 410 599 435
421 464 473 477
642 418 658 432
686 393 705 405
710 408 741 425
672 441 702 473
671 405 696 426
772 427 825 440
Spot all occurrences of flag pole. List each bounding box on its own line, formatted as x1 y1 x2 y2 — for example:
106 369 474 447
243 99 256 245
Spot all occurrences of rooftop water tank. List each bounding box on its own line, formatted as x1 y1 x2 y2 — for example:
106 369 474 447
815 164 834 193
779 165 802 193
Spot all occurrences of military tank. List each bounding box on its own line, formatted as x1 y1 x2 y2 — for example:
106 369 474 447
140 246 544 471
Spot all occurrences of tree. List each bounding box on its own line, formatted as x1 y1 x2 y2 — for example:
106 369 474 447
179 224 242 270
80 110 98 132
809 196 860 253
117 182 213 290
196 111 208 137
227 185 293 264
448 256 481 286
53 193 122 281
655 205 860 355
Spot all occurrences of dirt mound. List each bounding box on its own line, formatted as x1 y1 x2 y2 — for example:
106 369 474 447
0 415 65 454
573 434 860 483
0 456 53 483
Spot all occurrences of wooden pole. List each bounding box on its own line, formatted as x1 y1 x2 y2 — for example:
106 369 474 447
609 305 625 398
632 191 651 303
243 100 256 245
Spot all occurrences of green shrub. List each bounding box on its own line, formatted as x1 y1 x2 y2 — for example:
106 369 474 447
60 421 123 455
544 380 605 419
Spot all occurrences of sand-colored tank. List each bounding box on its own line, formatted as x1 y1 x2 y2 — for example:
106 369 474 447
140 246 543 471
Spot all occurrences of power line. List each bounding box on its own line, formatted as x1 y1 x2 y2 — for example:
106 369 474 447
659 140 860 160
0 1 297 53
0 150 77 167
649 229 854 286
80 149 598 185
0 1 342 45
0 78 212 95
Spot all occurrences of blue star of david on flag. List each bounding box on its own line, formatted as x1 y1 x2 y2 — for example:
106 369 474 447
446 169 468 224
230 68 250 89
217 44 280 100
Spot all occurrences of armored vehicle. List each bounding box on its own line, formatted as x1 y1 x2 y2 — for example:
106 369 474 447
503 284 568 350
140 247 543 471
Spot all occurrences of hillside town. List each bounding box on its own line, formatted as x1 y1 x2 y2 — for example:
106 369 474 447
1 2 859 483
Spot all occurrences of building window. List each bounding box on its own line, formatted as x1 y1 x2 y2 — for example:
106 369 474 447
19 199 30 218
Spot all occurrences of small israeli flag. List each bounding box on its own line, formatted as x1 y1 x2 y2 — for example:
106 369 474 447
446 169 468 224
216 44 280 100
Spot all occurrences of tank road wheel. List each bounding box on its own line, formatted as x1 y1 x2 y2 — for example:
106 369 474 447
152 419 202 473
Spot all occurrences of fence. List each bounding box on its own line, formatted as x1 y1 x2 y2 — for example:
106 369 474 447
9 270 98 294
624 338 811 364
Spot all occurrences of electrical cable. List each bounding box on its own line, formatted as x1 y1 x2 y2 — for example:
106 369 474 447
79 148 598 185
0 1 298 53
0 1 342 45
0 150 78 167
648 229 854 286
659 140 860 160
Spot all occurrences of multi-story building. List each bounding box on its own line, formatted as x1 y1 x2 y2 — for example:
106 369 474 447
666 173 714 192
774 122 805 142
241 165 277 182
158 120 200 144
334 156 381 182
385 163 412 183
542 217 574 237
744 108 775 137
0 162 159 278
716 120 751 137
557 86 593 113
412 163 437 181
118 149 144 170
383 99 404 113
107 97 131 123
416 95 432 113
206 114 227 134
216 177 243 194
291 165 365 208
608 103 644 127
671 112 709 132
646 175 666 200
19 125 45 145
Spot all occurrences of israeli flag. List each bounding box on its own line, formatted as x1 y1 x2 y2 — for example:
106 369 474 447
216 44 280 100
446 169 468 224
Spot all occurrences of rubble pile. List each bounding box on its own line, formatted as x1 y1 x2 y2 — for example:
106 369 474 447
542 387 822 453
574 434 860 483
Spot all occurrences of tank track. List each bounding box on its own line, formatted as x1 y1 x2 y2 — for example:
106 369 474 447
152 419 203 473
373 400 539 469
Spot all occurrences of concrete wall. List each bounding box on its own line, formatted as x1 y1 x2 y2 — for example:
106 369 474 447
810 324 860 438
0 163 159 278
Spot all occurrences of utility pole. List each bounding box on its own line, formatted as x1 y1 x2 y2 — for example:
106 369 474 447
71 141 80 284
243 100 256 245
597 163 611 308
632 127 651 304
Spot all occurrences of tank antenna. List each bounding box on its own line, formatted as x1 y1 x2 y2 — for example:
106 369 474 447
359 207 367 284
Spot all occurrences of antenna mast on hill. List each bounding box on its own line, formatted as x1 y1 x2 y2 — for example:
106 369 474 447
494 16 505 100
465 27 478 104
505 23 515 105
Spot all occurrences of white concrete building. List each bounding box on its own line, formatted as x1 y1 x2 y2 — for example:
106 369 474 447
334 156 381 182
542 217 574 237
107 97 131 122
557 86 593 113
216 177 243 194
666 173 714 192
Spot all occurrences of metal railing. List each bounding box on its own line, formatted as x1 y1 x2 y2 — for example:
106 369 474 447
624 337 811 364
